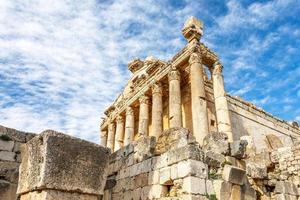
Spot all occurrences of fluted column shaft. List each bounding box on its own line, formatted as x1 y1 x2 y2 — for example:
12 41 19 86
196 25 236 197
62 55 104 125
124 106 135 145
100 130 107 147
189 52 209 145
168 69 182 127
138 95 150 137
152 82 163 137
107 122 115 151
213 62 233 142
114 115 124 151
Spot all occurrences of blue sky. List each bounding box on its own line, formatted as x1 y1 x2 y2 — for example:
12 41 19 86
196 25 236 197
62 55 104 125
0 0 299 143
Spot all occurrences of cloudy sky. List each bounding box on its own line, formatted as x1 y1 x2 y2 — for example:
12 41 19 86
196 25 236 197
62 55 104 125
0 0 299 143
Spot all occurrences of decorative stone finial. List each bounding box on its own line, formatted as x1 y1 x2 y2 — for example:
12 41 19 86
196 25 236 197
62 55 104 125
182 16 203 42
128 59 144 74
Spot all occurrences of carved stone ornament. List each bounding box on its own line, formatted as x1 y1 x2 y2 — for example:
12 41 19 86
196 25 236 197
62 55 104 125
189 52 202 65
168 70 180 81
139 95 150 105
128 59 144 74
152 82 162 95
126 106 134 115
116 115 124 123
182 16 204 42
213 61 223 75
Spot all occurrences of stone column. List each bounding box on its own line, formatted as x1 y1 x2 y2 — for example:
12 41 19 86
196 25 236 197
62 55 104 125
168 69 182 128
189 52 209 145
151 82 163 138
124 106 134 145
212 61 233 142
114 115 124 151
100 130 107 147
138 95 150 137
106 122 115 151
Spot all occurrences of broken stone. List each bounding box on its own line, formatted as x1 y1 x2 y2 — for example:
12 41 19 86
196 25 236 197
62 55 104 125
230 140 248 159
133 136 156 162
182 176 206 195
246 163 267 179
177 159 208 179
222 165 246 185
275 181 299 196
213 180 232 200
202 131 229 155
154 127 195 155
205 151 225 168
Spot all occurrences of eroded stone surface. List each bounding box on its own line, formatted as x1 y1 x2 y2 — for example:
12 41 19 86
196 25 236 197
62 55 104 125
17 130 110 196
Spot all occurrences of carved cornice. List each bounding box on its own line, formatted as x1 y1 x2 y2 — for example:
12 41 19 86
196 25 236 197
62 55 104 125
139 95 150 105
189 52 202 65
104 105 115 116
213 61 223 75
152 82 162 95
168 70 180 81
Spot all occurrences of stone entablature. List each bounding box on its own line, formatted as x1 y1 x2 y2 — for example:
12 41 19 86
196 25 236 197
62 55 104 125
227 95 300 138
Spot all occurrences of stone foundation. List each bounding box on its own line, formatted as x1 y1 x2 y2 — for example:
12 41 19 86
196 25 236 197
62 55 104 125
103 128 257 200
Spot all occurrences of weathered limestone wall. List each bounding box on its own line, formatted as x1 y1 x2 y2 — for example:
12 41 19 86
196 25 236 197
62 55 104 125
103 128 257 200
17 130 110 200
228 96 300 152
0 125 35 200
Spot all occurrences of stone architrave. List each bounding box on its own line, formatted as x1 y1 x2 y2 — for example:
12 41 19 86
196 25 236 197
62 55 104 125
124 106 134 146
17 130 110 200
212 61 233 142
138 95 150 137
189 52 209 145
107 122 115 152
168 69 182 128
151 82 163 138
114 115 124 151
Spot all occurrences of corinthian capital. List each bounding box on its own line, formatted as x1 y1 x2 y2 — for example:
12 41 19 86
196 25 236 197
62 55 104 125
116 115 124 123
139 95 150 105
213 61 223 75
152 82 162 95
168 70 180 81
189 52 202 65
126 106 134 116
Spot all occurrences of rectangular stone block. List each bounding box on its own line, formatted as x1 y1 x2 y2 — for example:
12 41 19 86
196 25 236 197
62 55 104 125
148 170 159 185
17 130 110 196
0 140 14 151
213 180 232 200
148 184 168 199
222 165 246 185
159 166 171 185
182 176 206 195
0 151 16 161
177 159 208 179
275 181 299 196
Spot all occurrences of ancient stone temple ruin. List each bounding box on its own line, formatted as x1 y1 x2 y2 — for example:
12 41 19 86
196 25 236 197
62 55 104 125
99 17 300 199
1 16 300 200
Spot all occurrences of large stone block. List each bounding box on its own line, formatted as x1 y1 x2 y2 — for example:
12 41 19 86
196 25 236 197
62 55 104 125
213 180 232 200
0 151 16 161
222 165 246 185
182 176 206 195
0 180 18 200
202 131 230 155
229 140 247 159
177 159 208 179
154 127 195 155
275 181 299 196
0 161 19 183
20 190 99 200
17 130 110 196
0 140 14 151
133 136 156 162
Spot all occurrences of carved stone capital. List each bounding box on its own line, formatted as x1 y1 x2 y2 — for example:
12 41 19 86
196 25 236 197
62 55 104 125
152 82 162 95
168 70 180 81
139 95 150 105
116 115 124 124
213 61 223 75
126 106 134 116
189 52 202 65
